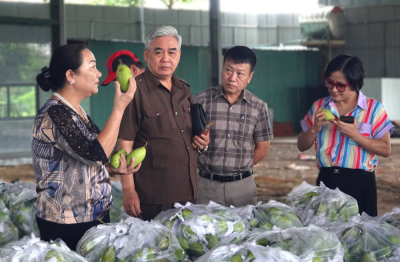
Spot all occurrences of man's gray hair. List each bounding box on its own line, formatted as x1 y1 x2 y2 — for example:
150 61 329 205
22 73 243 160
145 26 182 50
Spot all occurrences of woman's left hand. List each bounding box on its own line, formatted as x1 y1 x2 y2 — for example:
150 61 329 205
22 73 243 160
106 153 141 176
330 118 359 140
192 133 210 151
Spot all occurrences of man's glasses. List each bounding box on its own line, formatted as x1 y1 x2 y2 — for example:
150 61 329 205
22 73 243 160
324 78 350 92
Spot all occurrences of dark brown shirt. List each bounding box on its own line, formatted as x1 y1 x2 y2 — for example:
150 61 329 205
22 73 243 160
119 69 197 204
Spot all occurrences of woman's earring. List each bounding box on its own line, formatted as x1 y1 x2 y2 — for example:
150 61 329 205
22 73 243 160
69 82 74 85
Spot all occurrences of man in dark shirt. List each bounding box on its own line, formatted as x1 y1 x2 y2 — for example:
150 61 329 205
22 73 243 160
117 26 209 220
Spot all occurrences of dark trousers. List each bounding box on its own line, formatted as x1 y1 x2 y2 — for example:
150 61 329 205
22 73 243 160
140 199 196 221
317 167 377 216
36 211 110 251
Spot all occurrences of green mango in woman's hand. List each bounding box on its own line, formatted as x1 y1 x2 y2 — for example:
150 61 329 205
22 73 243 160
126 142 147 168
110 149 127 169
320 108 335 121
116 59 133 92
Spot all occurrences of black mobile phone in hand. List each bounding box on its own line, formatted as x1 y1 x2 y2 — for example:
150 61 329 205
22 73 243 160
340 116 355 124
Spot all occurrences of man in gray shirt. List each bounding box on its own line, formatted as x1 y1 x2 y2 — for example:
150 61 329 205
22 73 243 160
194 46 272 207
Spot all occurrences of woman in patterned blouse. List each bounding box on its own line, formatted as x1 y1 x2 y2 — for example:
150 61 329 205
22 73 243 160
33 44 140 249
298 55 394 217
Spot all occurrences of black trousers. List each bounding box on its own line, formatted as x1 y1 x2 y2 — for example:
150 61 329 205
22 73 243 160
36 211 110 251
317 167 377 217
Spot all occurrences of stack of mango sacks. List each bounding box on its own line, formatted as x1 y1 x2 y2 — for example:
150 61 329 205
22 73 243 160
243 224 344 261
0 182 39 238
195 243 302 262
234 200 303 231
324 214 400 262
154 201 246 261
76 217 188 262
0 236 88 262
285 182 359 226
0 201 18 247
110 181 129 223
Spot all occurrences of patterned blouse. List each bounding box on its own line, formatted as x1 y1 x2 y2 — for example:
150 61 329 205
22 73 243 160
32 99 111 224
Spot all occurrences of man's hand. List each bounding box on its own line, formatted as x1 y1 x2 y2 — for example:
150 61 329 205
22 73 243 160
107 154 142 176
123 189 141 217
192 133 210 150
330 118 359 140
310 108 330 134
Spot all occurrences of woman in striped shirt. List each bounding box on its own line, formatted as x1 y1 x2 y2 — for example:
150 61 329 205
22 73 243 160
298 55 394 216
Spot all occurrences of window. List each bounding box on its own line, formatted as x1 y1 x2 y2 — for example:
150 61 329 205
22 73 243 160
0 83 37 119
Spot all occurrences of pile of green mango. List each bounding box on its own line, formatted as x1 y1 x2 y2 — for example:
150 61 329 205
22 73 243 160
331 219 400 262
286 182 359 226
110 142 147 169
77 217 188 262
154 202 246 261
245 224 344 262
194 243 302 262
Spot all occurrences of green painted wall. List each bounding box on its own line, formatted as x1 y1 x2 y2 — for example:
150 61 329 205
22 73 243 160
88 40 321 133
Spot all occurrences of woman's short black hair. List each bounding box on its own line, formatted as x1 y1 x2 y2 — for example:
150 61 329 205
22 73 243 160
325 55 365 91
223 46 257 73
36 44 87 92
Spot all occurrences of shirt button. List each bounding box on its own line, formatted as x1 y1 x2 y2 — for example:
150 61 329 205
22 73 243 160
229 121 231 124
225 162 228 165
172 96 174 98
230 107 232 110
156 112 160 116
187 146 189 149
228 134 230 137
175 112 178 115
190 164 192 167
181 129 184 132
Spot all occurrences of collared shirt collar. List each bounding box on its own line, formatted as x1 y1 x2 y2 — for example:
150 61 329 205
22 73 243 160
323 91 368 110
141 68 182 93
214 85 251 104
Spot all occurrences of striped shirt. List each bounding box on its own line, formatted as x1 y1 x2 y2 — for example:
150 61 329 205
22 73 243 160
32 99 111 224
301 91 394 172
195 86 273 174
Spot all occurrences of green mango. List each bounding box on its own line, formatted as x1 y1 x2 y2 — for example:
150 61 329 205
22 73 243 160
256 238 269 247
266 207 283 216
312 256 323 262
79 240 96 257
45 250 66 262
116 60 133 92
233 221 245 233
214 208 231 218
320 108 335 121
182 225 196 237
249 219 258 228
157 237 170 250
132 247 155 261
174 249 185 261
229 237 242 245
215 220 228 233
205 234 218 250
200 214 212 223
126 142 147 168
361 252 377 262
188 242 205 257
247 250 255 261
326 208 338 222
110 149 127 169
231 254 243 262
100 246 116 262
164 217 177 230
182 210 193 219
270 241 289 251
259 221 273 230
388 235 400 245
315 203 328 216
177 237 189 250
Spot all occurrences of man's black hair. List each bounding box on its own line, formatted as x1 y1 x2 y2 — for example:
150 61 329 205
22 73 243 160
325 55 365 91
223 46 257 73
136 61 144 70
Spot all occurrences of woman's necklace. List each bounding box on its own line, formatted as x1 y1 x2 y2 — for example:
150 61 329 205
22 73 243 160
53 92 88 122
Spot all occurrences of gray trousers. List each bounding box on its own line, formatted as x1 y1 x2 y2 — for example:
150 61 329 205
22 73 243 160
197 174 258 207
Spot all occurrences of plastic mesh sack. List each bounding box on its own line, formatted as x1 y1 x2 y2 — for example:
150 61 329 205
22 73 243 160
1 182 38 237
0 236 88 262
110 181 129 223
154 201 246 261
244 224 344 261
195 243 302 262
285 182 359 226
76 217 188 262
0 202 18 247
325 215 400 262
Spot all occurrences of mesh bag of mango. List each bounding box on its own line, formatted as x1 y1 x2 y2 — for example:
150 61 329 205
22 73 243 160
0 236 88 262
154 201 246 261
76 217 189 262
195 242 301 262
324 214 400 262
233 200 303 231
285 181 359 226
243 224 344 262
0 182 39 238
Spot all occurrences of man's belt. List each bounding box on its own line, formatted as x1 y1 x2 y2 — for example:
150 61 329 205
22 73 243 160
198 170 253 182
